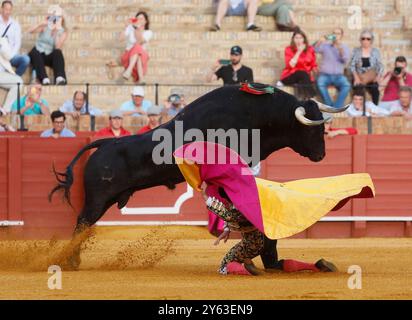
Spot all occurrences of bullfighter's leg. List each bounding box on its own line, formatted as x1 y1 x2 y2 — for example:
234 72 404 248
219 229 264 275
261 235 337 273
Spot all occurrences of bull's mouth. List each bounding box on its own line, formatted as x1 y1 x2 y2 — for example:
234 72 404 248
309 153 325 162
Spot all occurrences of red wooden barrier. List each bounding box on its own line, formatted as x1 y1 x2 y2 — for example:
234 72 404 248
0 135 411 239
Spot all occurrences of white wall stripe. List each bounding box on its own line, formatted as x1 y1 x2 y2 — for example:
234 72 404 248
0 221 25 226
121 184 194 215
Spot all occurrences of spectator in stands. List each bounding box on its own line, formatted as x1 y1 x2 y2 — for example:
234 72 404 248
28 5 68 85
324 118 357 138
279 30 317 99
315 28 351 108
137 105 162 134
389 86 412 120
94 110 131 138
210 0 262 32
349 29 384 106
257 0 299 32
207 46 253 85
0 42 22 113
163 94 186 117
60 91 103 120
346 90 389 117
120 86 152 116
10 84 50 116
40 110 75 138
0 1 30 76
110 11 153 83
379 56 412 110
0 107 15 131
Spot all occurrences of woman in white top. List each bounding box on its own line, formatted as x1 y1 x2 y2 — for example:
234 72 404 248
115 11 153 83
346 91 389 117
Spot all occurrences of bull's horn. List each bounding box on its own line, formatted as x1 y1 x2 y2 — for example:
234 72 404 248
311 99 350 113
295 107 332 126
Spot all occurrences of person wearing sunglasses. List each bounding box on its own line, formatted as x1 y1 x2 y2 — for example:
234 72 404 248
349 29 384 105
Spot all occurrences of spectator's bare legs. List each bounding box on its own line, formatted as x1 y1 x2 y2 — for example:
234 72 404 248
123 53 139 80
214 0 229 30
136 56 144 83
245 0 258 27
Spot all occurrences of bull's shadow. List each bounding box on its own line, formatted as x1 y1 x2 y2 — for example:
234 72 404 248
49 83 348 270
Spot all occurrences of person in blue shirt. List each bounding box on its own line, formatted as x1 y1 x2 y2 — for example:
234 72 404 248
10 84 50 115
59 91 103 119
119 85 152 117
40 110 75 138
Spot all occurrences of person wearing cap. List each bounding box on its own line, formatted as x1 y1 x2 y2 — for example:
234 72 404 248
60 91 103 120
163 93 186 117
0 1 31 76
210 0 262 32
119 85 153 117
40 110 76 138
94 110 131 138
207 46 254 85
28 4 68 85
137 105 162 134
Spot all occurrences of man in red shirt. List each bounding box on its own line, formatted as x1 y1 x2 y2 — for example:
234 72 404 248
137 106 162 134
380 56 412 110
94 110 131 138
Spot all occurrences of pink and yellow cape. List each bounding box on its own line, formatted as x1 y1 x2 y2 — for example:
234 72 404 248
173 142 375 240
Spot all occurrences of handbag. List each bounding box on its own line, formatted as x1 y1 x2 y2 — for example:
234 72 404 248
358 69 377 84
0 23 13 61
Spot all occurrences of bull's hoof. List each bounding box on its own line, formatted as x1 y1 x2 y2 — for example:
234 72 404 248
62 254 81 271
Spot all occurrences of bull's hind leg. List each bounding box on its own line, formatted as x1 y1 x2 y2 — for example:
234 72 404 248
66 197 117 270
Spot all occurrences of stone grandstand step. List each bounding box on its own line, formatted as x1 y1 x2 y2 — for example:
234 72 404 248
15 13 373 33
14 0 365 14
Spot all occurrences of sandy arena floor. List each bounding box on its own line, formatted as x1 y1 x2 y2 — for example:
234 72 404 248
0 226 411 300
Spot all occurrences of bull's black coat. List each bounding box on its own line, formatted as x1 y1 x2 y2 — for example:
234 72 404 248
50 84 326 229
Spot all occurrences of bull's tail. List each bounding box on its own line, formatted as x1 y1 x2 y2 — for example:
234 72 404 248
48 138 113 207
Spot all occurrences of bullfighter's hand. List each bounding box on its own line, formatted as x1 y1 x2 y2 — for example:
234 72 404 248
214 229 230 246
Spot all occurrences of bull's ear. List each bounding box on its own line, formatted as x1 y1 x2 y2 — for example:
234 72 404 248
295 107 331 126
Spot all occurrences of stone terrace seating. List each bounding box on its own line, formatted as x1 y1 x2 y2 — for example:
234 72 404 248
1 0 410 117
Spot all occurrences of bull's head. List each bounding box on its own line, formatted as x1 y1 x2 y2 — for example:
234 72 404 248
291 99 349 162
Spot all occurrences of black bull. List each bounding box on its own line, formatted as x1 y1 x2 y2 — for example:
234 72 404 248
49 84 347 268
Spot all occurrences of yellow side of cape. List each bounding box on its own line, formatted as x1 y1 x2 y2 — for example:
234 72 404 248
256 173 375 240
175 157 202 191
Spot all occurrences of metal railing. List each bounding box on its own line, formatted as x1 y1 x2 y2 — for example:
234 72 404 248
0 81 398 132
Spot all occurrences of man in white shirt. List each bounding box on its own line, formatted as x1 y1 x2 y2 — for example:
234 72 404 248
346 91 389 117
389 86 412 120
0 1 30 76
119 86 152 117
